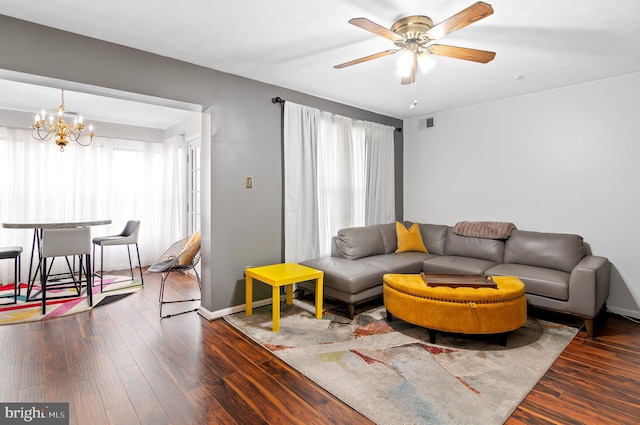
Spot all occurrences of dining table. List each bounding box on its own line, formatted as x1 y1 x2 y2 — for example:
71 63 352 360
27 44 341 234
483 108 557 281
2 219 112 299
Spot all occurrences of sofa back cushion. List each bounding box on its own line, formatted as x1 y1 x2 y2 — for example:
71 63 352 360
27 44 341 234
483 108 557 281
444 227 505 263
505 229 584 273
378 223 398 254
336 225 386 260
415 223 448 256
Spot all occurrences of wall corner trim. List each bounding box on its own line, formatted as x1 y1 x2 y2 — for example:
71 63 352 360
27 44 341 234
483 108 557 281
197 298 272 321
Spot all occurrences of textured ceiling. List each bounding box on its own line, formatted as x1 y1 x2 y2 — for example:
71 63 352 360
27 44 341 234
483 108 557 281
1 0 640 123
0 77 199 130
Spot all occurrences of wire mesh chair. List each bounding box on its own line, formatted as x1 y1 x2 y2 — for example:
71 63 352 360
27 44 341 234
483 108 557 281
147 234 201 318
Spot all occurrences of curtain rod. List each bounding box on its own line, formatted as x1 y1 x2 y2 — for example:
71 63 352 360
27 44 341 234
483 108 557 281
271 96 401 132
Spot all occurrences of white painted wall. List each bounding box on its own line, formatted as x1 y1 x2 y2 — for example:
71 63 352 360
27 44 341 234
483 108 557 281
403 72 640 318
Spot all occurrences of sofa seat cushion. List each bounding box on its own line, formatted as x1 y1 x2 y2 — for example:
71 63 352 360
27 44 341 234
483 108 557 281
299 257 386 294
358 252 432 274
487 263 569 301
422 256 497 275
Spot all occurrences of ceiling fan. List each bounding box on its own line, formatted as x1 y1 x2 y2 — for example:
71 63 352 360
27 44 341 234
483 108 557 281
335 1 496 85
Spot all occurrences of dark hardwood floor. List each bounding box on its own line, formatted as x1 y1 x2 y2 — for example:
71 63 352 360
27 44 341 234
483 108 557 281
1 270 639 425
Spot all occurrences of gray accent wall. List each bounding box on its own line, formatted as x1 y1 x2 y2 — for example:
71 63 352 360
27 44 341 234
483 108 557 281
403 72 640 319
0 15 402 314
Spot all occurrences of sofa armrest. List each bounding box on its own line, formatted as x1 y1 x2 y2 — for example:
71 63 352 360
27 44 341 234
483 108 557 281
568 255 611 318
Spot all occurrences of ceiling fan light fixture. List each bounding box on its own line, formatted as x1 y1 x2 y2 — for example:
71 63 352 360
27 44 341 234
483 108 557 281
395 49 414 77
417 52 436 74
335 2 496 85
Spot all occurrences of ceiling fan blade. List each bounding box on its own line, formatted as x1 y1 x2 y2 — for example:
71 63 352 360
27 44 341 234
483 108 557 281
348 17 404 42
334 49 400 69
424 1 494 40
401 55 417 85
427 44 496 63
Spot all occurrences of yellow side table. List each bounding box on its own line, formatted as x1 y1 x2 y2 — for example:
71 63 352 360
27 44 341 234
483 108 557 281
245 262 324 332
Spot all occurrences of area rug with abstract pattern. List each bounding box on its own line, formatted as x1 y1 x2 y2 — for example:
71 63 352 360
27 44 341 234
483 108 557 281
224 300 578 425
0 275 142 325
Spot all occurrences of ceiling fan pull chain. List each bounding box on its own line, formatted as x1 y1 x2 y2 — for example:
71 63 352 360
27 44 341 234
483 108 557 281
410 79 418 110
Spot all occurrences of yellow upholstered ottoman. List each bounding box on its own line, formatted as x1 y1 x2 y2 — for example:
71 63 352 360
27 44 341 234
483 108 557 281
383 274 527 346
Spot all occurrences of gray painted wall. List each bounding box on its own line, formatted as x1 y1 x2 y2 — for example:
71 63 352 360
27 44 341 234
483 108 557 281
0 15 403 314
403 72 640 318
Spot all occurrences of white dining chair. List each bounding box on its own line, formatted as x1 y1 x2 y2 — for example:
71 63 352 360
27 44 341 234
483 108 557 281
92 220 144 292
40 227 93 314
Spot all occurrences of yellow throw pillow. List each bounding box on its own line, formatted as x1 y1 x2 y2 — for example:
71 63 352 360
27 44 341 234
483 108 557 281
395 222 428 253
178 231 201 266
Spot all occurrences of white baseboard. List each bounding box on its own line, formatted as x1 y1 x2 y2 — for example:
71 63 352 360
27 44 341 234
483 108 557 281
606 306 640 320
198 298 272 321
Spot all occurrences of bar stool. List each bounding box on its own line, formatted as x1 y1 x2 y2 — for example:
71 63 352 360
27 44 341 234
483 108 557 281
92 220 144 292
40 227 93 314
0 246 23 305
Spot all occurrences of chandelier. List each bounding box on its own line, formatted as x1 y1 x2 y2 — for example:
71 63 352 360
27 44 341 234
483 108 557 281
31 89 95 151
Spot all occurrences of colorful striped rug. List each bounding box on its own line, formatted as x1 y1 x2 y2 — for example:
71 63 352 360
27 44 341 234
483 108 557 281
0 275 142 325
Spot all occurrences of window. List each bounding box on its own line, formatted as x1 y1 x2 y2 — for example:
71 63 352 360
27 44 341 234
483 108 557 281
283 103 395 263
187 137 201 234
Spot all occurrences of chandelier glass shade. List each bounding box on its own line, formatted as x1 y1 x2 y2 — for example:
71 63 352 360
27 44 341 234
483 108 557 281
31 89 94 151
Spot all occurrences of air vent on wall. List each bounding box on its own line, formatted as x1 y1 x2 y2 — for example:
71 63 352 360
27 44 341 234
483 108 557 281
418 117 434 129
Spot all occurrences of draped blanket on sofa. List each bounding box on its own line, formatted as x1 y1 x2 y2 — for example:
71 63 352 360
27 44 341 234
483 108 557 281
453 221 517 239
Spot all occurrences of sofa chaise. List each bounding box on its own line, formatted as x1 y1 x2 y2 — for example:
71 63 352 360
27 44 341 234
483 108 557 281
299 221 610 337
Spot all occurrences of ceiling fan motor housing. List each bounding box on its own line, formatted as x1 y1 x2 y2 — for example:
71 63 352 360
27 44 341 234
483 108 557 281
391 15 434 46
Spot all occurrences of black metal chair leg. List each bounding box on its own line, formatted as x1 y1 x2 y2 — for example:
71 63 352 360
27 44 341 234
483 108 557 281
14 254 20 303
100 245 104 292
41 257 47 315
158 270 201 319
135 244 144 285
86 253 93 307
126 245 134 280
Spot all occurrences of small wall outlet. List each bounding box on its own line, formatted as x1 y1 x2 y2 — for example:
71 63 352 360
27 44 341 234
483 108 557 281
245 176 253 189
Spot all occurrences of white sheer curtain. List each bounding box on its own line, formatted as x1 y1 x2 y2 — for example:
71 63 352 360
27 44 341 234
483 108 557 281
0 126 186 283
364 121 395 225
284 102 395 263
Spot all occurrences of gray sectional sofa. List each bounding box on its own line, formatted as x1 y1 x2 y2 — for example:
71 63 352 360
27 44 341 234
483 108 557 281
299 222 610 337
